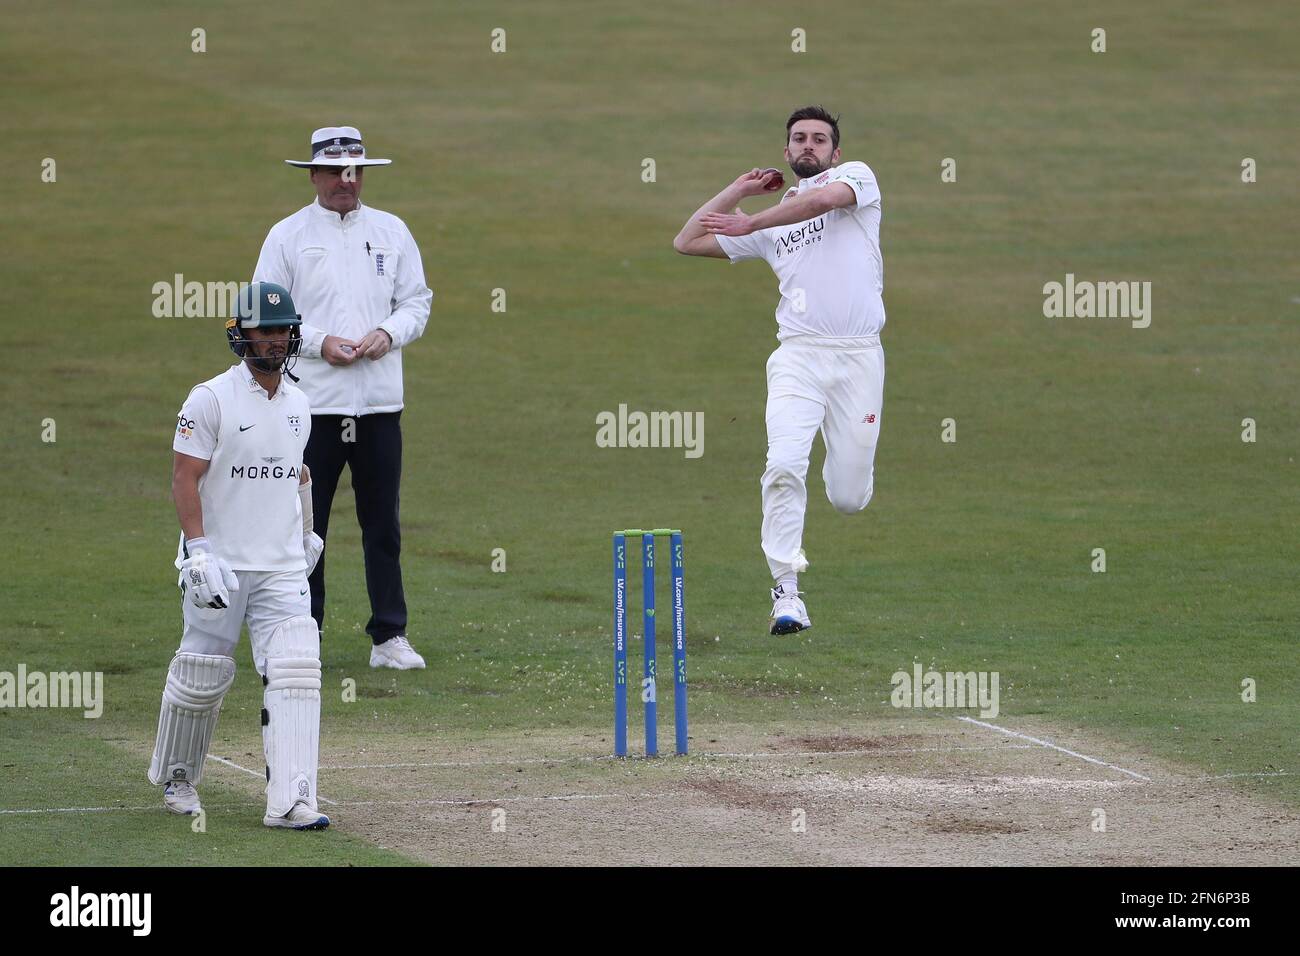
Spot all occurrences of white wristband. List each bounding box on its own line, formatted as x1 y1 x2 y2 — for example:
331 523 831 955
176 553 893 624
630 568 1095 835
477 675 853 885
185 537 212 557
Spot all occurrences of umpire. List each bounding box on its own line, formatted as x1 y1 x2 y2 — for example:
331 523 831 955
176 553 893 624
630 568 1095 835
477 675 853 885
254 126 432 670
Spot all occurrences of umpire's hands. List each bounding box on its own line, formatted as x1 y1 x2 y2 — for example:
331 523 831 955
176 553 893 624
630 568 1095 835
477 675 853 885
323 334 363 367
354 328 393 361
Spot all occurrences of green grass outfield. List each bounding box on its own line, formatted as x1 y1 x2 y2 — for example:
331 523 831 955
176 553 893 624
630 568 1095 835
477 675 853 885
3 0 1297 864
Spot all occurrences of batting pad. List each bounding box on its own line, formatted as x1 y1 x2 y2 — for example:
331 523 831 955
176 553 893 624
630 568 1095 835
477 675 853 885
263 616 322 817
147 652 237 785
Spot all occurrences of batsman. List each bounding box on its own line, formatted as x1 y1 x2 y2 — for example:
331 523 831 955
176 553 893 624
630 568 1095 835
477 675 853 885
148 282 329 829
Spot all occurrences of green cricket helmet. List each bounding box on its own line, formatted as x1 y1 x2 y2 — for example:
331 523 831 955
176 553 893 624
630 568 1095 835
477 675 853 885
226 281 302 377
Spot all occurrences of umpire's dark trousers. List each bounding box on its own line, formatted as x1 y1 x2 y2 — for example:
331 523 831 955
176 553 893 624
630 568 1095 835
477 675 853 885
305 412 407 645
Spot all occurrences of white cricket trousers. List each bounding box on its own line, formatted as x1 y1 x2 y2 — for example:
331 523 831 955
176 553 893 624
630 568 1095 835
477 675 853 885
178 570 311 676
761 335 885 580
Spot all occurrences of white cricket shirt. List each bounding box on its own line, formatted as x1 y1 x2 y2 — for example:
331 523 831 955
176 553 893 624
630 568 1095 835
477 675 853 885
172 362 312 571
716 161 885 341
253 200 433 416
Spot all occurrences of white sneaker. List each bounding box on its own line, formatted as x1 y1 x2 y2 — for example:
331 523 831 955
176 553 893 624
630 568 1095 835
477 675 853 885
370 635 426 670
263 802 330 830
163 780 201 816
769 585 812 635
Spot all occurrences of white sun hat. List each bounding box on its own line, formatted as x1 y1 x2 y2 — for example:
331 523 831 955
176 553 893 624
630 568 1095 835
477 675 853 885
285 126 392 168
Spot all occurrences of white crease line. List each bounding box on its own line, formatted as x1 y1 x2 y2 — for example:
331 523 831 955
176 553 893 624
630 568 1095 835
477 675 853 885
324 756 599 770
320 744 1033 771
207 754 338 807
0 794 649 816
4 769 1291 817
0 752 335 816
207 754 263 778
0 802 256 816
0 806 159 815
1207 770 1293 780
326 792 656 808
1 753 342 816
956 717 1152 782
698 745 1034 760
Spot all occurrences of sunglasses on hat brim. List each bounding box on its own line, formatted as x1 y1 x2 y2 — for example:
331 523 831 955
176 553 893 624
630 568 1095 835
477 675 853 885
319 143 366 157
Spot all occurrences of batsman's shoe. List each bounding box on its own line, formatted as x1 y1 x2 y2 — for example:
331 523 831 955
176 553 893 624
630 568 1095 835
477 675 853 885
769 585 812 635
370 635 426 670
264 802 330 830
163 780 202 816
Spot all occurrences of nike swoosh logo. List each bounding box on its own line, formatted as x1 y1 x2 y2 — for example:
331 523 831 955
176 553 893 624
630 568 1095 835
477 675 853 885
239 425 256 432
300 588 308 595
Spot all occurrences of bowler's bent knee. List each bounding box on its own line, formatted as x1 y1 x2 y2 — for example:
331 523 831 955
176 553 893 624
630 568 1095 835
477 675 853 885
826 481 873 515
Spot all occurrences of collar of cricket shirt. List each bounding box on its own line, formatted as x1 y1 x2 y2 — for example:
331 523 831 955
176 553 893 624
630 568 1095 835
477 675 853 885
313 198 364 228
236 360 280 401
797 166 836 192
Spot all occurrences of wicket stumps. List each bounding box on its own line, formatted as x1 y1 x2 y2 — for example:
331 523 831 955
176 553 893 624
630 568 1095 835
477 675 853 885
613 529 687 757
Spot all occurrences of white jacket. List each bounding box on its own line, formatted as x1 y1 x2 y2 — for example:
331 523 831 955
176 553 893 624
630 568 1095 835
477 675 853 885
253 200 433 415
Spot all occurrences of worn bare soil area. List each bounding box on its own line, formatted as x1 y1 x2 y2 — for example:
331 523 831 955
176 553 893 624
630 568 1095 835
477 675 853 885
202 716 1300 865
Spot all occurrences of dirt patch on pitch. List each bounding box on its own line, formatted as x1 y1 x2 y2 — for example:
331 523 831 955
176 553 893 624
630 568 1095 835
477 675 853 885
923 815 1030 835
783 733 927 753
685 775 816 814
199 717 1300 865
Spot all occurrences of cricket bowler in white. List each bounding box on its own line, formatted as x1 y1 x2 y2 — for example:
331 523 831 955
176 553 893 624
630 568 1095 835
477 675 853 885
674 106 885 635
148 281 329 829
